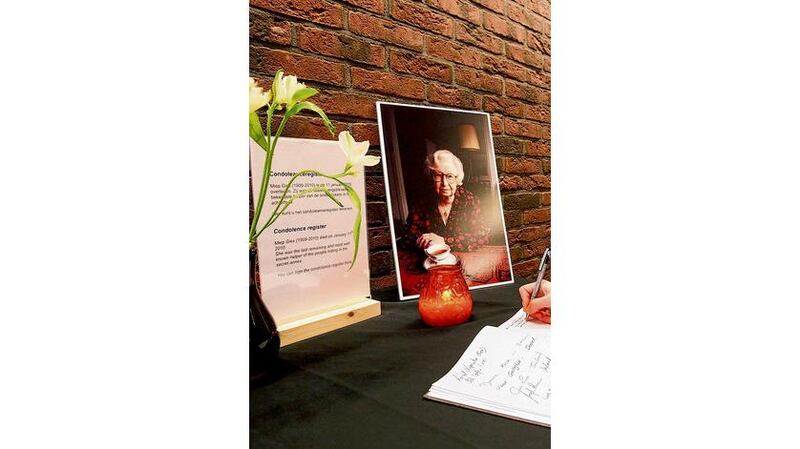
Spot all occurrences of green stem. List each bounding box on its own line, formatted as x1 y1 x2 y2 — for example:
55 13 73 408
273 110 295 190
255 170 349 239
248 109 270 240
254 187 341 240
262 169 346 230
249 107 287 243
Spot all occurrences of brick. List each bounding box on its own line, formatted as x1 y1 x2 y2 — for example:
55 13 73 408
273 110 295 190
542 159 550 174
506 43 546 70
525 141 550 157
526 103 550 122
541 192 550 205
390 50 452 82
369 250 393 276
250 0 343 28
502 191 541 209
507 2 527 28
250 47 348 87
455 23 503 54
504 210 522 228
472 0 505 14
370 274 398 293
523 12 550 36
365 175 386 199
521 239 550 260
505 117 550 139
509 245 524 261
527 30 551 56
500 174 547 191
427 0 481 25
425 36 481 69
313 91 378 120
522 208 550 224
350 122 381 145
514 225 550 242
529 70 551 88
524 0 551 19
269 114 346 140
513 259 538 279
482 54 528 82
493 136 525 155
506 80 550 104
484 11 525 43
496 156 543 174
391 0 453 37
367 201 389 226
455 68 503 94
491 114 504 134
483 96 527 118
349 11 424 51
249 8 291 46
341 0 385 14
427 83 481 109
368 225 393 248
351 67 426 99
297 26 385 68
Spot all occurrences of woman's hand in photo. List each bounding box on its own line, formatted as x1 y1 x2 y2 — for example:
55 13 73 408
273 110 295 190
519 280 551 324
417 232 445 249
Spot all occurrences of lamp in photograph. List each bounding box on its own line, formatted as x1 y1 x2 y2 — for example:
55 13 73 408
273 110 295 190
458 124 480 182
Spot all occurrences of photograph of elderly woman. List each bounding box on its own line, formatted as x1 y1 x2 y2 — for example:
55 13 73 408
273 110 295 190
377 102 514 299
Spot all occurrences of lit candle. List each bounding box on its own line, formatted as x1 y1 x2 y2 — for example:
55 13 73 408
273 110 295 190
418 265 473 327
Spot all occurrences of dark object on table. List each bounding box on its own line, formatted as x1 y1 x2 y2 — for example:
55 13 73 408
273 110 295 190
250 247 280 383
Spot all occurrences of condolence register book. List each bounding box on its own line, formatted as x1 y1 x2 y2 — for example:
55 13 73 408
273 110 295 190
424 310 551 426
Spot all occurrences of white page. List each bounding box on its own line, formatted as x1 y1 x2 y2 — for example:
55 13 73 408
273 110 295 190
427 326 551 425
499 308 551 332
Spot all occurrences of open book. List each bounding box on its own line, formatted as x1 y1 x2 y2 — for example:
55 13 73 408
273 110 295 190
423 309 551 426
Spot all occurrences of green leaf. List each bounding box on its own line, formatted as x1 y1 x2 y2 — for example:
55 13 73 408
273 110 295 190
322 188 344 207
271 69 283 100
342 183 362 271
285 101 335 137
254 184 345 240
290 87 318 105
249 111 268 151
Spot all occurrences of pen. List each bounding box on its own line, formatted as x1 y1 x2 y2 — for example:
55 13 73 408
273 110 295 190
528 247 551 312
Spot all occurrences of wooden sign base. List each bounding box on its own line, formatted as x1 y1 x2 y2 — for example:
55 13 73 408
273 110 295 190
275 298 381 347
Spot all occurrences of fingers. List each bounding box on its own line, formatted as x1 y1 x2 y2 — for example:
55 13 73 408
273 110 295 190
530 309 551 324
538 279 551 297
519 284 533 307
523 294 551 316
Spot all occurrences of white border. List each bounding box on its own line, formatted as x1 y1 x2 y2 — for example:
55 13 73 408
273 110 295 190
376 101 516 300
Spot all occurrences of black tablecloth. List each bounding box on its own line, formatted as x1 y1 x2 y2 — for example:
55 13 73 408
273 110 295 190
250 278 549 449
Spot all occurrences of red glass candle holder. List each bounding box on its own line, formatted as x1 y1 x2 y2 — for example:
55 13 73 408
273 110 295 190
418 264 473 327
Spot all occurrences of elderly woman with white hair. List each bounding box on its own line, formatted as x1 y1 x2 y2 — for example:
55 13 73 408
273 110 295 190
403 149 490 252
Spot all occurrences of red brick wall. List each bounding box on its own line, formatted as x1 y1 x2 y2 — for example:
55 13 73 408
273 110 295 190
250 0 551 297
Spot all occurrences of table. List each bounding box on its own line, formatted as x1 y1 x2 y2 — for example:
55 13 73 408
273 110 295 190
396 245 513 296
250 278 549 449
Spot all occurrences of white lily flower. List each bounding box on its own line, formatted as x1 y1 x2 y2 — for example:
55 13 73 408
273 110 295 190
338 131 381 171
272 72 306 107
249 77 270 113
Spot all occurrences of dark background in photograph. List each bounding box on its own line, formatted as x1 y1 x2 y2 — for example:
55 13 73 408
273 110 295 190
379 104 505 246
250 0 551 298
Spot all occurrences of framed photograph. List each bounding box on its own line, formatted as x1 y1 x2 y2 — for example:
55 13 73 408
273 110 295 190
377 102 514 300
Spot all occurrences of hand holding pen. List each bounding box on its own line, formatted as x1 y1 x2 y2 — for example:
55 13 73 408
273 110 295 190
519 248 551 323
520 280 551 323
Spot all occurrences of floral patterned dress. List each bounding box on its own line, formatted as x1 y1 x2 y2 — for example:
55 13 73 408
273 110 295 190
402 186 490 252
